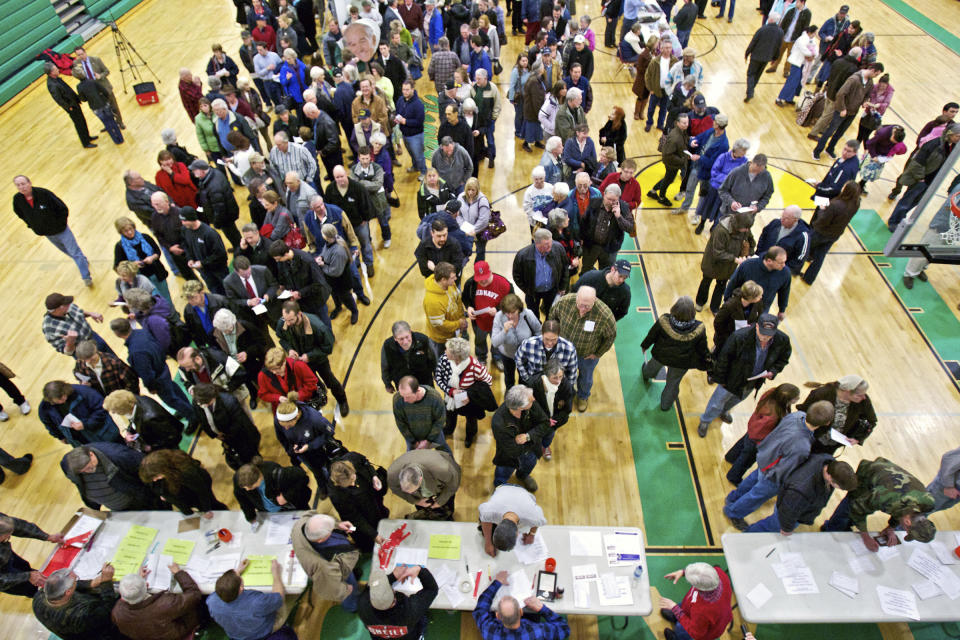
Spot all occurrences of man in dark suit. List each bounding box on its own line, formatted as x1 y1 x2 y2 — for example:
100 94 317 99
237 223 276 273
108 318 197 428
192 383 261 470
190 160 242 250
375 42 408 105
223 256 280 331
44 63 96 148
180 208 229 295
71 46 124 127
512 228 571 320
269 240 333 327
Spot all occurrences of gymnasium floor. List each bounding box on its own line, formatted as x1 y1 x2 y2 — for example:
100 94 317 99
1 0 959 638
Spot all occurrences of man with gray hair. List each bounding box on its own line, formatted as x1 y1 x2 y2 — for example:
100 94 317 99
554 87 585 144
111 561 205 639
269 130 318 184
381 320 436 392
123 170 163 227
431 136 473 194
60 443 159 511
581 182 634 272
0 513 63 597
387 448 461 520
716 153 774 225
755 205 810 275
33 563 120 640
491 384 551 491
292 512 361 611
428 36 461 94
512 228 571 319
473 569 571 638
478 483 547 557
659 562 733 640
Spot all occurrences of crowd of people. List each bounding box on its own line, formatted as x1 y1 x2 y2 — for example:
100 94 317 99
5 0 959 639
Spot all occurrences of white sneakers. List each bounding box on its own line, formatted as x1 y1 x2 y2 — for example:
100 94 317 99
383 239 391 248
0 411 8 422
19 400 30 414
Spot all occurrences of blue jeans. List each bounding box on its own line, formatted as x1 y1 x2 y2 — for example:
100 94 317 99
887 181 927 230
494 451 538 486
484 122 497 159
672 622 695 640
725 434 758 485
263 80 283 106
403 133 428 173
724 469 778 519
677 29 691 48
160 245 181 276
94 107 124 144
378 207 392 242
349 258 365 297
816 60 832 83
513 98 525 137
695 184 722 223
253 77 272 107
700 385 751 425
927 479 960 513
541 427 559 448
716 0 735 17
523 120 543 145
646 93 669 129
746 511 782 532
620 17 637 43
814 112 855 157
405 433 452 454
778 64 804 101
679 167 702 210
341 573 360 612
46 227 91 280
355 221 374 267
576 356 600 400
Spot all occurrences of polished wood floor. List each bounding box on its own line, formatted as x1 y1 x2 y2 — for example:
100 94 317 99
2 0 960 638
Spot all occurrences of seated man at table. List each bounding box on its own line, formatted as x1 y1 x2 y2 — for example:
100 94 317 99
33 564 122 640
746 455 858 533
111 561 205 640
387 448 461 521
357 566 439 640
291 513 361 612
473 570 571 639
478 483 547 557
822 456 937 551
659 563 733 640
207 558 297 640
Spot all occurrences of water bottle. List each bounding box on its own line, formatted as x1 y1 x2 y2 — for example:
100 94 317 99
632 564 644 587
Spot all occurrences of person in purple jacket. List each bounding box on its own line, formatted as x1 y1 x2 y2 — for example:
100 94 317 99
693 138 750 234
859 124 906 195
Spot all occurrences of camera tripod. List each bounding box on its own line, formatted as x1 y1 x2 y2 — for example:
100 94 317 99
103 12 159 93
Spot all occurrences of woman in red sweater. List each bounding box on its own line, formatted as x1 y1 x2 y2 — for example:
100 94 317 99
257 347 319 412
660 563 733 640
155 149 198 208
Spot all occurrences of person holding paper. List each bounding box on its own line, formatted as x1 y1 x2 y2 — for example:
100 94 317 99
927 446 960 514
809 140 860 201
223 255 281 334
798 375 877 455
42 292 113 358
640 296 711 412
423 262 469 357
659 563 732 640
478 483 547 556
0 513 63 597
61 444 162 512
435 337 495 448
38 380 122 448
34 564 122 640
177 346 252 418
193 383 262 470
473 570 571 639
257 347 320 413
722 247 790 318
234 456 312 523
112 561 205 640
530 357 574 460
387 448 462 520
463 261 513 367
329 453 390 552
822 457 937 551
747 454 858 533
715 154 774 226
207 558 294 640
799 180 861 285
712 281 763 355
723 401 834 530
550 287 617 412
269 240 334 329
754 207 810 276
697 315 792 438
102 390 184 453
212 307 268 408
179 208 229 296
695 212 754 314
292 513 361 612
358 566 439 639
73 340 141 399
274 394 341 494
492 385 552 491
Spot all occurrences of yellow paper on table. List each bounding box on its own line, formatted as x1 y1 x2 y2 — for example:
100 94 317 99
428 534 461 560
161 538 196 565
241 555 276 587
111 525 158 577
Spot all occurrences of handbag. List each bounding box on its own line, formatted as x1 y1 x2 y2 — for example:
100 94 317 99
861 111 882 132
493 59 503 75
479 209 507 241
260 212 305 249
466 381 498 412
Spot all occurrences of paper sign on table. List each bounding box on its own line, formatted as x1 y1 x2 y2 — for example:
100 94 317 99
876 545 901 562
428 534 461 560
241 555 276 587
597 574 633 606
930 541 958 565
573 581 591 608
912 580 941 600
63 514 103 547
264 514 297 545
603 530 642 567
161 539 195 565
781 567 819 595
513 530 548 565
148 554 174 590
394 547 429 567
111 525 158 577
745 582 772 609
572 564 599 582
828 571 859 598
877 585 920 620
569 530 604 557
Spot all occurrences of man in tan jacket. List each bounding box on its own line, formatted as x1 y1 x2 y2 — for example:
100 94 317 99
813 63 884 159
292 513 361 611
387 448 461 520
72 46 124 128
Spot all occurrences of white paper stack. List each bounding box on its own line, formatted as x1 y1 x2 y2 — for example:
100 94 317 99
876 545 901 562
597 573 633 606
393 577 424 595
771 551 819 595
513 530 548 565
828 571 859 598
912 580 941 600
496 569 533 602
745 582 772 609
393 547 429 568
569 530 604 557
877 585 920 620
603 530 642 567
930 541 958 566
264 514 298 545
906 549 960 600
847 555 873 575
432 564 466 607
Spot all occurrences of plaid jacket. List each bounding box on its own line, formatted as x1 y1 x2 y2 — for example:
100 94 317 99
472 580 570 639
548 294 617 358
515 335 578 386
42 304 93 355
73 352 140 396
